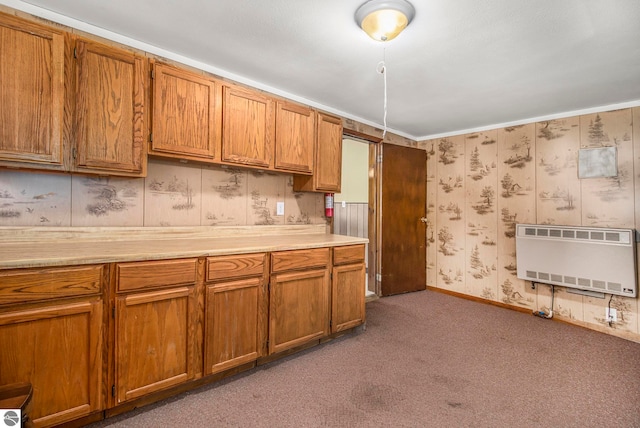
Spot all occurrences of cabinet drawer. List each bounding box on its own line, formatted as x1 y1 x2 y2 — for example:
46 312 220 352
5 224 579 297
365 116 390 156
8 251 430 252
271 248 329 273
116 258 197 292
0 265 104 305
206 253 266 282
333 245 365 266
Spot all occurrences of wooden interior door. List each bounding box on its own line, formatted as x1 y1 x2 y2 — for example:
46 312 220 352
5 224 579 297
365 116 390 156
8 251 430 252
380 143 427 296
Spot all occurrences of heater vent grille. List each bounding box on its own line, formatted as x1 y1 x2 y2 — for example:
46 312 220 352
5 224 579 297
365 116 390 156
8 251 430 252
516 224 637 297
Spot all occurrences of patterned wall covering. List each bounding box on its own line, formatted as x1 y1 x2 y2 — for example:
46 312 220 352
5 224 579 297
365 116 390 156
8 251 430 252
425 107 640 341
0 158 326 228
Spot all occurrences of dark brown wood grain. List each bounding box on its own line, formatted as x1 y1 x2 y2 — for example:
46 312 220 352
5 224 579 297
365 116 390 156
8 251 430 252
381 143 427 296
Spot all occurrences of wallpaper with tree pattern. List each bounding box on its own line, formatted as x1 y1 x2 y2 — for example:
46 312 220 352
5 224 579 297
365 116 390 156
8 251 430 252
425 107 640 341
0 159 326 228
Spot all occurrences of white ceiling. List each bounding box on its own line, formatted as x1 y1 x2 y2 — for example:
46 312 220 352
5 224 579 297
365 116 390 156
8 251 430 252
4 0 640 140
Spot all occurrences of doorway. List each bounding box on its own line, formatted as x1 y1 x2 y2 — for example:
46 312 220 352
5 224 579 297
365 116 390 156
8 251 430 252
333 136 375 299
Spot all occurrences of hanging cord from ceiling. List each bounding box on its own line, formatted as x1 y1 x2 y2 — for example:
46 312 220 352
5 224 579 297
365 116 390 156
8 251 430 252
376 47 387 139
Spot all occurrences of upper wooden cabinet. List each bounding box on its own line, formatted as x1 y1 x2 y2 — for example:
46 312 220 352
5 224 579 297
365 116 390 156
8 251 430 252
73 38 147 176
221 84 274 169
149 63 221 161
293 112 343 193
274 101 315 174
0 13 66 170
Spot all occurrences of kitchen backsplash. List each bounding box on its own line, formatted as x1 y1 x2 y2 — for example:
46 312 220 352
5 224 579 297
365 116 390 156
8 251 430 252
0 158 327 227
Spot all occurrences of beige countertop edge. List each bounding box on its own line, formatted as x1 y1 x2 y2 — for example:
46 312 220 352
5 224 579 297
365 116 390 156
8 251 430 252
0 234 369 270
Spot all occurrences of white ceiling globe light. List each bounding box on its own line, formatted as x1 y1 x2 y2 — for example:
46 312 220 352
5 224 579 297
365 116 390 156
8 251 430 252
355 0 415 42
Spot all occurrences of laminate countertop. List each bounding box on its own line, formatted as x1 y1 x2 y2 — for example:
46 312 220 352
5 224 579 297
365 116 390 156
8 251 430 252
0 224 368 270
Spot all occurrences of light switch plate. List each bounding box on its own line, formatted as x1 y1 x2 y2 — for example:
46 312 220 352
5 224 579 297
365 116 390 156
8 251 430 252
276 202 284 216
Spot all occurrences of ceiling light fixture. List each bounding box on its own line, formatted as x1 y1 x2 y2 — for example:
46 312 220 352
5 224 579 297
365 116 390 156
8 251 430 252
355 0 415 42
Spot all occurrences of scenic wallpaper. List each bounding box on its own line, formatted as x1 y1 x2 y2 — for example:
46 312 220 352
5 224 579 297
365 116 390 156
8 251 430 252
424 107 640 340
0 159 326 228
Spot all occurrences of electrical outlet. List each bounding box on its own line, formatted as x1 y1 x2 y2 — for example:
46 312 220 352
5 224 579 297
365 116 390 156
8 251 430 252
276 202 284 216
606 308 617 322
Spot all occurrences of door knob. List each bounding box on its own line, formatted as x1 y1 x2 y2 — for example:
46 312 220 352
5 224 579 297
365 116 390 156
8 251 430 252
420 217 428 223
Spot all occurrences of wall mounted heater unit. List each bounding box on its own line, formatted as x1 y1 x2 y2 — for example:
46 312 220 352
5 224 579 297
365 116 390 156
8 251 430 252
515 224 637 298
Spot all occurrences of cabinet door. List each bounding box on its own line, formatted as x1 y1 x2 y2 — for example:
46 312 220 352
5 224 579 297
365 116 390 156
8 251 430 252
115 287 194 403
0 13 65 169
315 112 343 191
204 277 261 375
274 101 314 174
0 301 103 428
292 112 342 192
269 268 329 354
74 39 147 176
150 63 221 161
332 263 366 333
222 85 274 168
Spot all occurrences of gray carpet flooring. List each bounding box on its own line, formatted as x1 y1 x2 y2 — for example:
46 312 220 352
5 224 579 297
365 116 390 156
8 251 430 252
90 290 640 427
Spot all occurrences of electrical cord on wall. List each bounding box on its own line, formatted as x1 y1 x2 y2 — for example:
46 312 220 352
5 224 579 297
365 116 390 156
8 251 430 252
533 282 554 319
607 293 614 327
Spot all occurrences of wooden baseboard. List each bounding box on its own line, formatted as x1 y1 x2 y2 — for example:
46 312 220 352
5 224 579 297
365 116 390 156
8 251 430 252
426 286 640 344
426 286 532 314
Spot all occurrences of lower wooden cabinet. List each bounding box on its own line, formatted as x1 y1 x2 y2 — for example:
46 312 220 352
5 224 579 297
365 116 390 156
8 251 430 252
332 263 366 332
0 265 105 428
205 278 261 374
204 254 267 375
113 259 198 404
0 300 103 428
331 244 366 333
0 244 365 426
269 248 330 354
